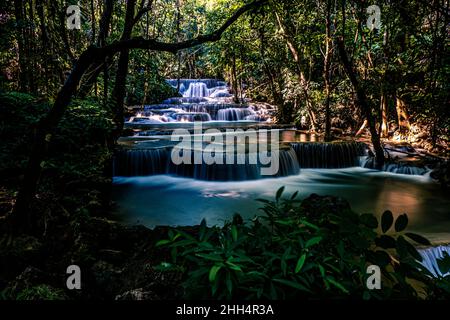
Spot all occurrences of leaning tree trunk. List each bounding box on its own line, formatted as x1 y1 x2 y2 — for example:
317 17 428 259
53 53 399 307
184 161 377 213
111 0 137 139
11 47 100 232
337 37 385 168
11 0 269 230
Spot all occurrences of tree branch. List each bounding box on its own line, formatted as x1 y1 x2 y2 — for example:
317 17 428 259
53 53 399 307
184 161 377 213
11 0 269 226
133 0 154 26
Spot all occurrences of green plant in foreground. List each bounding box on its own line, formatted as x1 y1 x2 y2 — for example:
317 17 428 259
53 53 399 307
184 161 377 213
156 187 450 300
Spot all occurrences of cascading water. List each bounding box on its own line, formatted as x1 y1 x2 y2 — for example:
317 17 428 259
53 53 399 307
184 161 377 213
113 140 373 180
360 156 429 175
217 108 255 121
125 79 272 125
175 113 212 122
183 82 210 98
114 145 300 181
113 148 169 176
292 142 367 168
419 245 450 277
115 79 449 246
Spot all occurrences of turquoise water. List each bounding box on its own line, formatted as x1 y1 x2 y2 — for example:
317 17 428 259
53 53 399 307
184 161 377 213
113 167 450 244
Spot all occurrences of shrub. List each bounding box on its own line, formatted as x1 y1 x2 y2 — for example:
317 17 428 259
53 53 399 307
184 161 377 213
156 188 450 300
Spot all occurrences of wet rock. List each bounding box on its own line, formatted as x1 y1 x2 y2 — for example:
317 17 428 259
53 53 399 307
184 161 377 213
115 288 158 300
0 236 43 279
431 161 450 188
300 193 351 219
90 260 123 297
2 266 67 300
98 249 125 263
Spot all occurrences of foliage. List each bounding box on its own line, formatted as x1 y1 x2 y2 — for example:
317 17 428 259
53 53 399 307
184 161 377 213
0 92 113 217
1 285 67 301
156 187 449 300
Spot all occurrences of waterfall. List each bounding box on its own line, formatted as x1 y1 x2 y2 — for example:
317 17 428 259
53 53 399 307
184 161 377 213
361 157 429 175
130 79 273 124
163 97 208 104
183 82 210 98
278 148 301 177
175 113 212 122
166 79 228 98
167 148 300 181
166 79 227 93
113 149 169 176
419 245 450 277
209 87 233 98
291 142 367 168
114 147 300 181
141 104 260 121
217 108 255 121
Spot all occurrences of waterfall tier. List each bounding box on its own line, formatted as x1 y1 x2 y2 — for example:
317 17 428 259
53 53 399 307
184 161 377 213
419 245 450 277
114 147 300 181
361 157 429 175
292 142 367 168
126 79 273 125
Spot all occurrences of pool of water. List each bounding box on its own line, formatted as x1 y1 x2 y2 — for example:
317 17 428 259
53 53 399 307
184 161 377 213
112 167 450 244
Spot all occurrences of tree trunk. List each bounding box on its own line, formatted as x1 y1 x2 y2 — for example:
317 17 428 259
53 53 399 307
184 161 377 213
231 53 239 103
275 11 316 131
14 0 28 91
323 0 333 141
11 0 269 228
11 47 99 232
380 91 389 138
111 0 136 139
395 95 411 133
78 0 114 98
337 37 384 168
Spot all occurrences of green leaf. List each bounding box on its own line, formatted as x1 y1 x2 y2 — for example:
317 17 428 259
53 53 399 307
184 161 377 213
327 277 349 294
299 219 320 231
295 254 307 273
305 236 322 248
363 290 371 300
369 250 391 266
405 233 431 246
155 239 171 247
231 225 238 242
272 279 310 292
381 210 393 233
375 235 396 249
197 253 224 262
225 272 233 296
397 236 422 262
199 218 207 241
225 261 242 272
209 265 222 282
276 186 285 201
291 191 299 200
395 214 408 232
360 214 378 229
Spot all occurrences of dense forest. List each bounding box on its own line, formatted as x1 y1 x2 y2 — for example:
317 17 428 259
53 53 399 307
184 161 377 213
0 0 449 301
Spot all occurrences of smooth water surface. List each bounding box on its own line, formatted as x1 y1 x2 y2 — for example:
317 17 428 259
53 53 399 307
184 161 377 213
113 168 450 243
